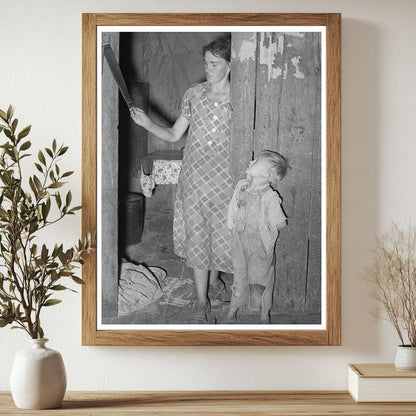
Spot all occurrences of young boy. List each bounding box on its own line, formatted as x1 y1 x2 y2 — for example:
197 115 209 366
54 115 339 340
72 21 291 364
224 150 288 324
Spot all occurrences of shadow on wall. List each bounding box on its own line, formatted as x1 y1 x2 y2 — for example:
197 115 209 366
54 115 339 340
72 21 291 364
341 19 381 355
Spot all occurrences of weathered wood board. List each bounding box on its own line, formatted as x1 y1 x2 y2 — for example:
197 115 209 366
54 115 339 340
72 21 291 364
229 32 257 183
230 32 322 314
101 32 120 317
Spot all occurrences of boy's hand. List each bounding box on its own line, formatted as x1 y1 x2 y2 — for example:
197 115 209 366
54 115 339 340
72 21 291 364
240 177 252 187
276 220 287 230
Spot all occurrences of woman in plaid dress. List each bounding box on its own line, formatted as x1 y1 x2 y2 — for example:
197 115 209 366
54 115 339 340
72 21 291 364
130 37 233 323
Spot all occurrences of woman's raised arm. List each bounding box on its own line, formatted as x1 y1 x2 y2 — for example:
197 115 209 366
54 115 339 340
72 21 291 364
130 107 189 143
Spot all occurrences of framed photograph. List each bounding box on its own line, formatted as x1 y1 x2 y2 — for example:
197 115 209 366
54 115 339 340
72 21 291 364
82 13 341 346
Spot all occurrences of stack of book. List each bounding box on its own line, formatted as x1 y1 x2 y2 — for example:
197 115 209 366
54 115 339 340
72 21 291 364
348 364 416 402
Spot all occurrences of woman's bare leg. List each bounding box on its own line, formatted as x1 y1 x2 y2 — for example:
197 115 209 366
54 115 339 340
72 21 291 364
208 270 220 286
193 268 209 306
193 268 217 323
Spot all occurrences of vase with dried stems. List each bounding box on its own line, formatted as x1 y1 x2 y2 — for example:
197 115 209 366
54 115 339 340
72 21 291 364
0 105 95 408
363 223 416 370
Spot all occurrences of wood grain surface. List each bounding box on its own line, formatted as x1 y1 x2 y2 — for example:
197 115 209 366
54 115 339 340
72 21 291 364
350 364 416 378
82 13 341 346
1 391 416 415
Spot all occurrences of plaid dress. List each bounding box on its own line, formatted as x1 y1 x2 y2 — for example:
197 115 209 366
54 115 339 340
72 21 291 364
173 82 234 273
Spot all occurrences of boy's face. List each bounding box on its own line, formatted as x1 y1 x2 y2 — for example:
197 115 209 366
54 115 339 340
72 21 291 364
246 157 271 180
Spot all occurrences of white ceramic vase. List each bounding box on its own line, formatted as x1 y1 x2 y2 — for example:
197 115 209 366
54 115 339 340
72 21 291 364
394 345 416 371
10 338 67 409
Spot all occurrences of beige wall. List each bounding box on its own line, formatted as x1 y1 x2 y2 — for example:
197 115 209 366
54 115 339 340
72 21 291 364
1 0 415 390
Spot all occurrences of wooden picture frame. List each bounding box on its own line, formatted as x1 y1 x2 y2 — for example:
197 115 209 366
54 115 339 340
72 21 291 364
82 13 341 346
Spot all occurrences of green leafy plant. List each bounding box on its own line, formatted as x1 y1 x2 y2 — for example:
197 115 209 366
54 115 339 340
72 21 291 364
363 223 416 347
0 105 94 339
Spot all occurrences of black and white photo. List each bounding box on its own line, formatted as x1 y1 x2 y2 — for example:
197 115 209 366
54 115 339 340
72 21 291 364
81 13 341 346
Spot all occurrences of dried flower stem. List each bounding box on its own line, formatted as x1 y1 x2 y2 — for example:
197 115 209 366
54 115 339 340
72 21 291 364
363 223 416 347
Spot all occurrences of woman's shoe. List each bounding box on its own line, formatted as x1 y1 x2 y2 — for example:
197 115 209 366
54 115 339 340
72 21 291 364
193 300 216 324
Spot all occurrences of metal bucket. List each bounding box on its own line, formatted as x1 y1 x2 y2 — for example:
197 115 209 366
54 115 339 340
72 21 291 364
120 192 144 246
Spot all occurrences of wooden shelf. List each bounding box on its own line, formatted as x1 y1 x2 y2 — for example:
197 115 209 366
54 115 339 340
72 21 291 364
1 391 416 415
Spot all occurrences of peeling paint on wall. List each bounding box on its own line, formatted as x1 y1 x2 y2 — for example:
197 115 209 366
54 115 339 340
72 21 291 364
283 62 288 79
235 33 257 62
259 32 282 81
277 34 284 55
285 32 305 38
291 56 305 79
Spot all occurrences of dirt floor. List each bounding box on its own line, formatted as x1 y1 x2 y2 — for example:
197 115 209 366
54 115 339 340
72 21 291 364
103 185 320 326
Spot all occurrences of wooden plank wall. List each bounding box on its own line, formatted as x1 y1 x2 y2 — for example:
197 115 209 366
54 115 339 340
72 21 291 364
230 32 321 314
101 32 120 317
229 33 256 182
128 33 226 154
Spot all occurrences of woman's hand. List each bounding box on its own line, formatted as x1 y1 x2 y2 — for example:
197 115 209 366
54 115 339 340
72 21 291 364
129 107 189 143
130 107 151 129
